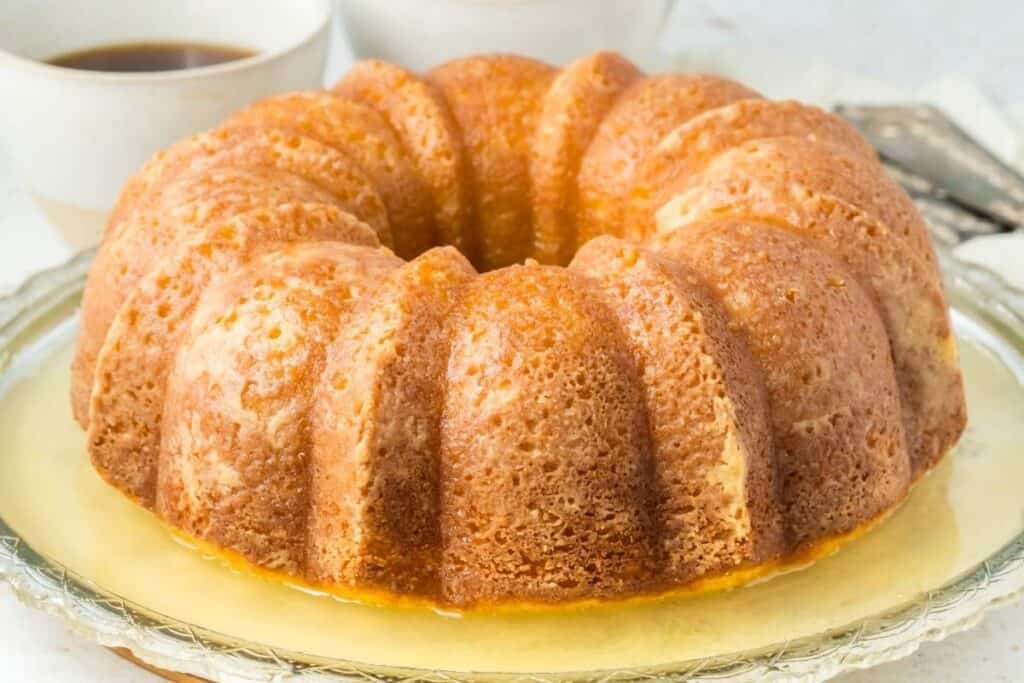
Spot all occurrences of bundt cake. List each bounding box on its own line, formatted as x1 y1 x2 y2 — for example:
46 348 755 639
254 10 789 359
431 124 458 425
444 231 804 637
71 51 966 608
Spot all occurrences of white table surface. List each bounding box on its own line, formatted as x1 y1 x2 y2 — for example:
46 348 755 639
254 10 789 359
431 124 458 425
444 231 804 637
3 2 1024 680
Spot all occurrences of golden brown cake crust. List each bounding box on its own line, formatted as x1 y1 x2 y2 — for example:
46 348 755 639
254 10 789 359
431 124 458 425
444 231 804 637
529 52 642 265
335 60 474 259
309 247 476 595
655 177 965 476
440 265 658 604
156 243 401 572
575 73 760 249
571 238 785 579
71 167 342 427
225 92 433 259
72 51 967 609
626 99 878 241
663 136 938 269
428 55 556 271
654 219 912 546
88 205 379 504
105 127 390 246
78 126 393 395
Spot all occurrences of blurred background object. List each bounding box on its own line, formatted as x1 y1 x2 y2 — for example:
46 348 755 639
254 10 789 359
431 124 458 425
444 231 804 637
335 0 674 70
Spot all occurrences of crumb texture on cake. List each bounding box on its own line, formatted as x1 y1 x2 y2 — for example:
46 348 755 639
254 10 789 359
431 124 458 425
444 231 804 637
72 51 966 608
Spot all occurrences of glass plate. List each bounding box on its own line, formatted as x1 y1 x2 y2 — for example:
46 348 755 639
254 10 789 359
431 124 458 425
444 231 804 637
1 245 1024 683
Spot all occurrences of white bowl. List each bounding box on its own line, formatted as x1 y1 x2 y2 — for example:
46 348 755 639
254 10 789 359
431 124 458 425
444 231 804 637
336 0 674 70
0 0 333 245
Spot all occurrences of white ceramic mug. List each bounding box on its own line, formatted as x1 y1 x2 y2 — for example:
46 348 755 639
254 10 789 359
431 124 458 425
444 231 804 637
337 0 676 71
0 0 333 247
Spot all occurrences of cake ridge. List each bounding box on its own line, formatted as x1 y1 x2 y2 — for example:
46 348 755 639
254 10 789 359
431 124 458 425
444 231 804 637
575 72 761 251
653 179 963 475
624 98 879 242
335 59 479 264
224 91 435 259
88 204 380 504
310 246 475 597
70 50 966 608
427 54 557 271
71 166 346 426
529 51 642 266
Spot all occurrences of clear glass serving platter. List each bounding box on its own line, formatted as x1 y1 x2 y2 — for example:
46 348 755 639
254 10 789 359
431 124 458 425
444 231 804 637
1 245 1023 683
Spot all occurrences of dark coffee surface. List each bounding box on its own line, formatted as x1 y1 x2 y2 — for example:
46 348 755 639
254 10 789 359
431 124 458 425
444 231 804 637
48 42 256 73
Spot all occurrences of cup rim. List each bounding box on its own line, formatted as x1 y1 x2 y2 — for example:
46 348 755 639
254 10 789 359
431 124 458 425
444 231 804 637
0 0 332 83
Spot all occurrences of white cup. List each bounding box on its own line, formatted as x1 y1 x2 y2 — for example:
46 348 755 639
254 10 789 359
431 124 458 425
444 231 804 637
337 0 675 71
0 0 333 247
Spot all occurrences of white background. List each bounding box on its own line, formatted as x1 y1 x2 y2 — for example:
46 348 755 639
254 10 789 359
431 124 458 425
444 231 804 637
3 1 1024 680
